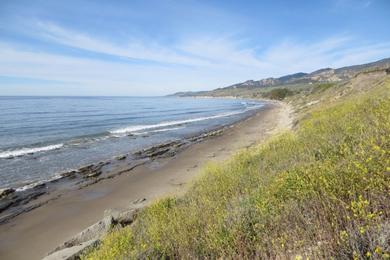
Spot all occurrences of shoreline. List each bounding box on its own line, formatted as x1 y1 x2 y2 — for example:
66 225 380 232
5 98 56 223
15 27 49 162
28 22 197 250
0 101 292 260
0 96 263 191
0 103 265 225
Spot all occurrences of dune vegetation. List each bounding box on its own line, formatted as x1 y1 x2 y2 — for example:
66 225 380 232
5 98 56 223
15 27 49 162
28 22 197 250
84 73 389 259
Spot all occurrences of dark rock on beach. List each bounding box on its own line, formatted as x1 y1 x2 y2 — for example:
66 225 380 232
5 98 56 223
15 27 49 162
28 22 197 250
60 170 78 179
0 188 15 199
115 155 127 160
134 140 185 159
79 162 109 179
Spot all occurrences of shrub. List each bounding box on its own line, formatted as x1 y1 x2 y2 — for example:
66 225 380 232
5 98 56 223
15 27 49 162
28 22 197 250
263 88 294 100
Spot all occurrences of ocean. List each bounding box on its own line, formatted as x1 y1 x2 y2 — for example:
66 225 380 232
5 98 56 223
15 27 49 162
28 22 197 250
0 96 264 189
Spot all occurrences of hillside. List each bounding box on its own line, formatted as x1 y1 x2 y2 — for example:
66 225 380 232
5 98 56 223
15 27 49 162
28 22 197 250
172 58 390 98
84 67 390 259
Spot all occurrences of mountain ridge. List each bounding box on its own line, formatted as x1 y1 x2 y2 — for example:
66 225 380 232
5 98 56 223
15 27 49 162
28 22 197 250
171 57 390 97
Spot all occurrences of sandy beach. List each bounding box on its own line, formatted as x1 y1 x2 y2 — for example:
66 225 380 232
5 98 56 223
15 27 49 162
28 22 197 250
0 101 291 260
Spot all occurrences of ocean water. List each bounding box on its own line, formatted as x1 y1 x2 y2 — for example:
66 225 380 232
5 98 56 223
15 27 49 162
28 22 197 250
0 96 264 189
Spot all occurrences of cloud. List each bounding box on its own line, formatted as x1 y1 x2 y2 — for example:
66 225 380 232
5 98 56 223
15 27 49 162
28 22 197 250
258 37 390 76
1 20 390 95
28 21 271 70
0 41 260 95
32 21 211 67
177 37 267 68
0 43 191 95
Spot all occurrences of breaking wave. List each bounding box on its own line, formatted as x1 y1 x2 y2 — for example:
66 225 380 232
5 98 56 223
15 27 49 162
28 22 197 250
0 144 64 159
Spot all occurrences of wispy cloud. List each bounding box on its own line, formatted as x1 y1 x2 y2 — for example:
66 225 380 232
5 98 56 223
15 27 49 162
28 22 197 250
1 19 390 95
0 42 204 95
260 38 390 75
32 21 390 72
32 21 211 67
31 21 270 70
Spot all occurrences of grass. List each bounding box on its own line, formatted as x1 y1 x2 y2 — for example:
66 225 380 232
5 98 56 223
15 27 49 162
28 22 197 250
84 77 390 259
310 82 335 94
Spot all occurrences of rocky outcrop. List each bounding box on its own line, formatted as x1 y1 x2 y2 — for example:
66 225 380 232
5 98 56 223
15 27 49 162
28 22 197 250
43 239 99 260
78 161 110 179
0 126 229 225
52 216 114 253
45 200 146 260
0 188 15 199
133 140 184 159
115 155 127 160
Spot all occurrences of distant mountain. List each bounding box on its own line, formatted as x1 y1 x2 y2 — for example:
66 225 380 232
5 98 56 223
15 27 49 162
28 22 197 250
171 57 390 97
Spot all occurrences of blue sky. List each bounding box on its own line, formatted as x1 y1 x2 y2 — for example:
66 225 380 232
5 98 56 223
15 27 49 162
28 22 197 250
0 0 389 96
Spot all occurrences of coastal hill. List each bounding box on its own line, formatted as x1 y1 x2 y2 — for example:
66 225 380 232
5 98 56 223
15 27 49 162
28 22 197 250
171 57 390 98
82 60 390 259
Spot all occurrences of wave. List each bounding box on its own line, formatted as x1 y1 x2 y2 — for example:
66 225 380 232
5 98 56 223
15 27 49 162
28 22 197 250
15 173 64 192
0 103 264 158
110 103 264 135
132 126 185 136
0 144 64 159
110 110 246 135
149 126 184 133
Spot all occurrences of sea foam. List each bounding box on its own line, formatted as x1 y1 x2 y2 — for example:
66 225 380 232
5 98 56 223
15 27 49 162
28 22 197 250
110 104 264 135
110 111 244 134
0 144 64 159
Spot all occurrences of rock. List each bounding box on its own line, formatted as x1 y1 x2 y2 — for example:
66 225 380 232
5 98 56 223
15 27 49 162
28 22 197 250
0 200 14 213
208 153 216 158
85 171 102 178
52 216 113 253
61 171 77 179
48 204 144 257
116 208 139 226
103 208 121 220
33 183 46 189
133 140 183 159
97 161 109 167
0 188 15 198
115 155 127 160
79 164 94 173
149 148 170 158
133 198 147 204
78 163 107 179
104 207 140 226
43 239 99 260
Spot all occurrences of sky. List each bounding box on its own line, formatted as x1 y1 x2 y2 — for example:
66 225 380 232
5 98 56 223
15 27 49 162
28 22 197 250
0 0 389 96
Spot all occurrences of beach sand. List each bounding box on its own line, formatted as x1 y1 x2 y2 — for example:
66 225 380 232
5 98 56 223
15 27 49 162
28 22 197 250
0 101 291 260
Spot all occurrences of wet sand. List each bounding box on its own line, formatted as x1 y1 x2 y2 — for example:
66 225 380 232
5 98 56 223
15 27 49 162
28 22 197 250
0 101 291 260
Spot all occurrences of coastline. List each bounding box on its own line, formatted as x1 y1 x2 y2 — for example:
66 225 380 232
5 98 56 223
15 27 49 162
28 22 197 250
0 99 265 225
0 101 292 260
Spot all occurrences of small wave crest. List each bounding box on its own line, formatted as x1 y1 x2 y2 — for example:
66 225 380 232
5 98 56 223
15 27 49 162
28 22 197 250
0 144 64 159
15 173 64 192
132 126 185 136
109 110 245 135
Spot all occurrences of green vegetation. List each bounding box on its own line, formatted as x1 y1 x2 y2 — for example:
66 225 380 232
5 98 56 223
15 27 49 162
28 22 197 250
310 82 335 94
85 77 390 259
262 87 295 100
